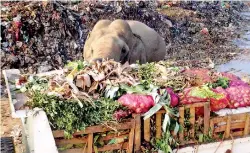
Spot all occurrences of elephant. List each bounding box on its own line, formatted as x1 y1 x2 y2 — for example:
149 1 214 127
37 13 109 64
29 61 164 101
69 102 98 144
83 19 167 64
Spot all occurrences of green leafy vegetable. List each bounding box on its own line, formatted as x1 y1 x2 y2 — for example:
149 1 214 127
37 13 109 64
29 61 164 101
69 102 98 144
190 85 223 99
65 60 87 71
28 92 122 137
209 77 229 89
137 62 157 84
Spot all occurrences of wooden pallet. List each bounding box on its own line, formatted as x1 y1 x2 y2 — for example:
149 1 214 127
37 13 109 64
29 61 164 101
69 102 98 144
210 113 250 139
53 115 141 153
144 102 211 145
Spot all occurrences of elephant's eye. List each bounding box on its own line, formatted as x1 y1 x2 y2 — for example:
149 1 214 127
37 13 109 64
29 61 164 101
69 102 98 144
121 48 126 54
91 49 94 55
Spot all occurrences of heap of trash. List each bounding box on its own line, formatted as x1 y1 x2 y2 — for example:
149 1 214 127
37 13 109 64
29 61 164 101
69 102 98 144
1 1 247 73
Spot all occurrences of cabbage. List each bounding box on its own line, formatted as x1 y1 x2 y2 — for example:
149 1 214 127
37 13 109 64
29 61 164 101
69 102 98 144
189 86 223 99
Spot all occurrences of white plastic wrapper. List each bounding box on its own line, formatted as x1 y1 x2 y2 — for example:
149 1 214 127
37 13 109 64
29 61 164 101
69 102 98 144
215 107 250 116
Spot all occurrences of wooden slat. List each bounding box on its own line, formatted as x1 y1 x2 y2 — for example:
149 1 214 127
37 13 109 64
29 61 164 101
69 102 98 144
87 134 93 153
204 102 210 135
211 116 227 124
127 121 135 153
210 120 214 137
55 137 88 146
144 118 151 142
99 132 129 141
225 116 232 139
232 131 244 137
101 134 129 143
157 110 166 114
134 114 141 153
179 107 185 141
190 107 195 138
156 113 162 139
244 114 250 136
214 122 245 133
53 121 134 138
96 142 128 152
231 114 247 121
182 102 206 108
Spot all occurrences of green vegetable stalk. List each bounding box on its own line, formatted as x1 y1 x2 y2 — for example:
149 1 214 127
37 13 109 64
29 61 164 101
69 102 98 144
28 92 122 138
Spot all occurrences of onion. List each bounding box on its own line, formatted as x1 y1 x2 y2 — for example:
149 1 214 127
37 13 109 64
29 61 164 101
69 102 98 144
118 94 155 114
165 88 179 107
226 86 250 108
229 80 249 87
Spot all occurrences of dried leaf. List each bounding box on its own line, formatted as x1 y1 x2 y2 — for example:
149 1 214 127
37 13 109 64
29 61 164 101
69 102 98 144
88 81 99 93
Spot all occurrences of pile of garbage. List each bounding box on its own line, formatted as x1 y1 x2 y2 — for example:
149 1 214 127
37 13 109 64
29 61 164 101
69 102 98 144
1 1 248 99
1 1 247 73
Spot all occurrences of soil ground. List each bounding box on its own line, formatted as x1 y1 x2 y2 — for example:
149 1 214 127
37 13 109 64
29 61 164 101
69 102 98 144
1 98 24 153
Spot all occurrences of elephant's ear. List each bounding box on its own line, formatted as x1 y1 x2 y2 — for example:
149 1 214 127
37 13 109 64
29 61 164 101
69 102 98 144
133 33 142 40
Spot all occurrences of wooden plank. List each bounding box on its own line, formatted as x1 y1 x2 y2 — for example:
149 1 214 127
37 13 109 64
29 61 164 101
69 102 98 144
204 102 210 135
134 114 141 153
225 116 231 139
157 110 166 114
179 107 185 141
210 120 214 137
127 122 135 153
53 121 134 138
182 102 206 108
244 114 250 136
156 113 162 139
96 142 128 152
190 107 195 138
232 131 244 137
214 122 245 133
100 133 129 141
55 137 88 146
144 118 151 142
231 114 247 121
87 134 93 153
211 116 228 124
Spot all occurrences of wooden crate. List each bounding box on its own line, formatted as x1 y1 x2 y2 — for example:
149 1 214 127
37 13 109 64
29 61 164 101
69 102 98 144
143 101 250 146
143 102 211 145
210 113 250 139
52 115 141 153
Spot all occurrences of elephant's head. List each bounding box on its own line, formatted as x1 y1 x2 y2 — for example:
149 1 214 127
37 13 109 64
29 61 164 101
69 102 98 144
83 20 134 64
